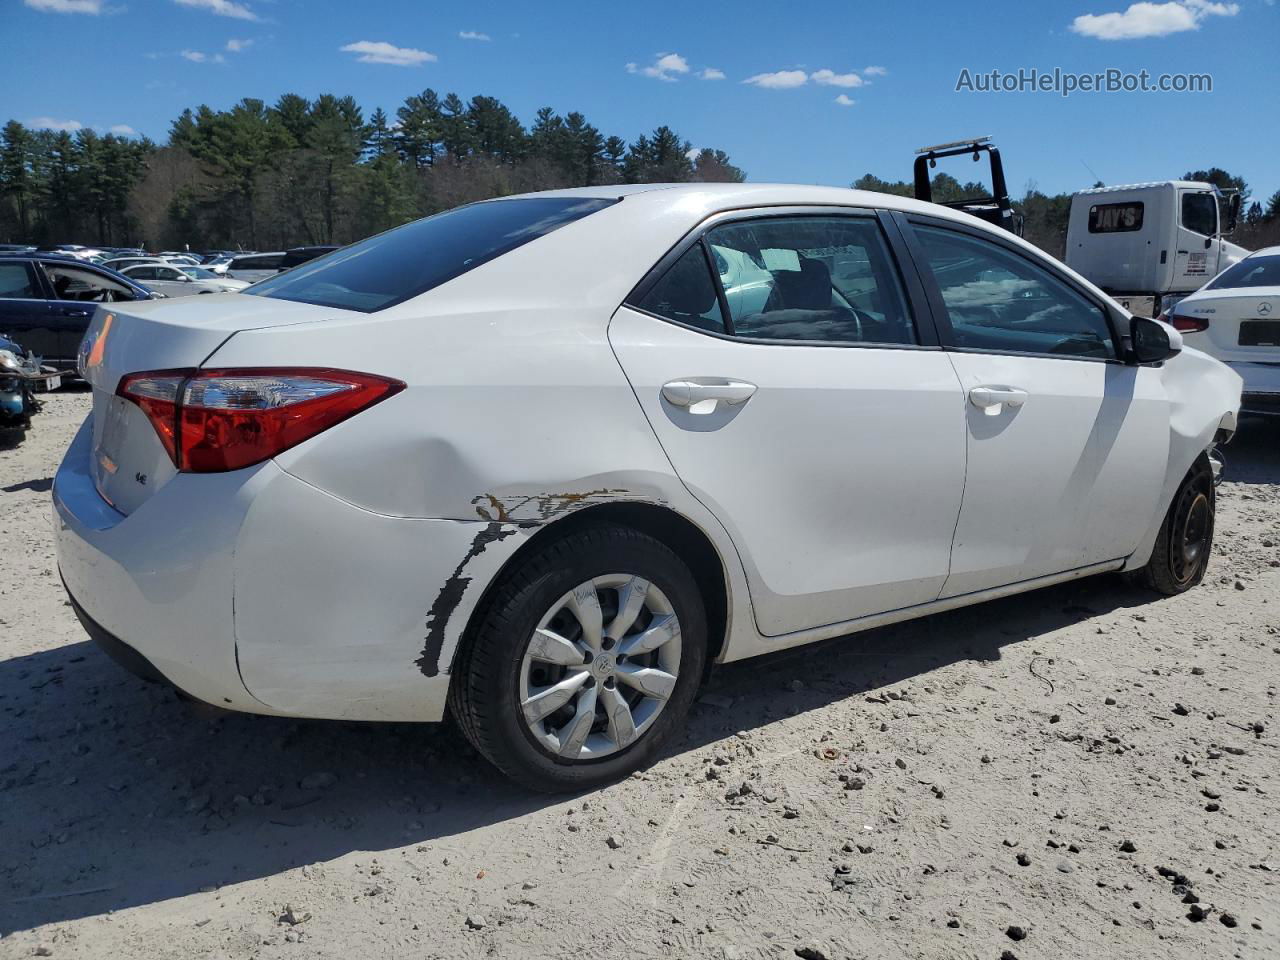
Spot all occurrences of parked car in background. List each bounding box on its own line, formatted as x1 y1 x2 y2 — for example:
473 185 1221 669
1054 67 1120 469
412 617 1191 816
0 253 156 370
121 263 249 297
36 243 102 262
53 184 1240 792
224 251 285 282
1162 246 1280 416
103 256 166 273
224 246 338 283
0 243 35 253
0 332 45 436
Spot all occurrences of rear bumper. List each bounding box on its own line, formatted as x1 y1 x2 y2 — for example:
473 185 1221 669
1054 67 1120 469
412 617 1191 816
1229 361 1280 416
53 415 529 722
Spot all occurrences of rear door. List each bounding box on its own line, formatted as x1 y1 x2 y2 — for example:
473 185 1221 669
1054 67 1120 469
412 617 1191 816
901 214 1170 596
609 209 968 637
0 259 54 356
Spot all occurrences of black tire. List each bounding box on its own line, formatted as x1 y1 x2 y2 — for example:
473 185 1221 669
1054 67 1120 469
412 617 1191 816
1134 455 1215 596
448 525 707 793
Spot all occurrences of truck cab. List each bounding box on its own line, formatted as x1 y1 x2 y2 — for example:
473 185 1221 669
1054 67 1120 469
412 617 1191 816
1065 181 1248 317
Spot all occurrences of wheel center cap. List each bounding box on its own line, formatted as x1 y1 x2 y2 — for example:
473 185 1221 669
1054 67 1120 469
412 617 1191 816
593 653 616 678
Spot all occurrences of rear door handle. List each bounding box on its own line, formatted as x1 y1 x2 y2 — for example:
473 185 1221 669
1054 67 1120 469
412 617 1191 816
969 385 1028 416
662 379 757 409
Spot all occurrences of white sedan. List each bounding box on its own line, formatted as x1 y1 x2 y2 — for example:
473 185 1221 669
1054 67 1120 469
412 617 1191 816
120 263 248 297
54 184 1241 791
1164 246 1280 417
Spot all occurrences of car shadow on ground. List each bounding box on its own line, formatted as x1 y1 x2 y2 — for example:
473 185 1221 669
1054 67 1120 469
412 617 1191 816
1 573 1158 934
2 416 1276 934
1221 415 1280 485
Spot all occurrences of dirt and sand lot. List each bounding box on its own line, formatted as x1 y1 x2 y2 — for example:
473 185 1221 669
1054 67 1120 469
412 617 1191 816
1 391 1278 960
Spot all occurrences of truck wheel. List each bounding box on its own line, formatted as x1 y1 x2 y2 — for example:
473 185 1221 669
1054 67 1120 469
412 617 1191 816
449 525 707 793
1134 455 1215 596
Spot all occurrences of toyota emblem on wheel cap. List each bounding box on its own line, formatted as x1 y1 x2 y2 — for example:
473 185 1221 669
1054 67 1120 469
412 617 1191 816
1259 301 1273 315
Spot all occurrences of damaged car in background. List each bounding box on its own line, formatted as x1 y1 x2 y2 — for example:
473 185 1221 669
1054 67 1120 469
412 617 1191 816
0 333 55 439
53 183 1242 792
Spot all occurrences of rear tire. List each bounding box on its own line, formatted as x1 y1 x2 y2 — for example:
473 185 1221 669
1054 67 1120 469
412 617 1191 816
1133 455 1215 596
448 525 707 793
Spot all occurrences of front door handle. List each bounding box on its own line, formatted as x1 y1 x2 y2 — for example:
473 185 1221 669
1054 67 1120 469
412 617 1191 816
60 307 90 318
969 385 1028 416
662 379 757 410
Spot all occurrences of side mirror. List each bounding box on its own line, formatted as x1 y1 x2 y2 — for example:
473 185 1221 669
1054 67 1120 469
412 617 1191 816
1130 316 1182 365
1227 194 1241 232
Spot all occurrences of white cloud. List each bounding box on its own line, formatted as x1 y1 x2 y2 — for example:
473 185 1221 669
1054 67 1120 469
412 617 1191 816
225 37 252 51
685 147 701 161
1070 0 1238 39
812 68 864 88
699 67 725 80
340 40 436 66
742 69 808 89
459 30 491 41
834 94 856 106
109 124 138 135
28 117 83 131
863 65 888 76
173 0 257 19
24 0 102 12
180 49 206 61
626 52 690 81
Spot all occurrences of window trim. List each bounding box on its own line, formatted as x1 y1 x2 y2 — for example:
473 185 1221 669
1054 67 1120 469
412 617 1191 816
898 212 1127 365
623 205 941 351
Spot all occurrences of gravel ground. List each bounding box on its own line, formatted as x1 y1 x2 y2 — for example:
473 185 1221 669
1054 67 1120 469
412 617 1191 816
1 391 1278 960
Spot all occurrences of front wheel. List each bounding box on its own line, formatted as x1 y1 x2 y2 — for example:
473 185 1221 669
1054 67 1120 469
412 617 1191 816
1133 456 1215 595
448 526 707 792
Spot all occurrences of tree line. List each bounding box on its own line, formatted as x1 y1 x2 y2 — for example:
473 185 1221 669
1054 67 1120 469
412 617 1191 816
0 90 745 251
4 96 1277 257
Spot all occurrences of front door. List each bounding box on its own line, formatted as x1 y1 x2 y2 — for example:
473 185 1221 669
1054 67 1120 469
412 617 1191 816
905 218 1170 597
609 211 968 637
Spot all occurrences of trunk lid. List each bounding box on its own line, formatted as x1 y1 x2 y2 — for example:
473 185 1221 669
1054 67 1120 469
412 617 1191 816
78 294 335 514
1178 286 1280 364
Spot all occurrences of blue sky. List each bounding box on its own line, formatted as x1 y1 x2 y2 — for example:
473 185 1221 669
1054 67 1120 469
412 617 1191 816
2 0 1277 201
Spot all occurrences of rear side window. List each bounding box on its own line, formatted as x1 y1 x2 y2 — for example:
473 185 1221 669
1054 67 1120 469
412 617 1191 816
1207 254 1280 290
230 254 283 270
636 247 726 334
248 197 619 312
1181 192 1217 236
706 216 916 345
0 262 38 299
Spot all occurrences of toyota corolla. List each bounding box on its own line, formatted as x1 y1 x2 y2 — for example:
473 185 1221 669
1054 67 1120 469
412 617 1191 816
53 184 1242 791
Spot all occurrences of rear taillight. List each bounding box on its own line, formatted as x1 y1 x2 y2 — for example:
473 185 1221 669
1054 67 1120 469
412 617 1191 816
118 368 404 472
1169 312 1209 333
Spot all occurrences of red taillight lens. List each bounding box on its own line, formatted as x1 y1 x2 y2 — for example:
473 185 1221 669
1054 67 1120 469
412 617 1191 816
118 368 404 473
1170 312 1209 333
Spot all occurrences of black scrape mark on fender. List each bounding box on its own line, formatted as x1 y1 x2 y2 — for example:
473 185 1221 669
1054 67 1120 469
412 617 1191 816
416 522 518 678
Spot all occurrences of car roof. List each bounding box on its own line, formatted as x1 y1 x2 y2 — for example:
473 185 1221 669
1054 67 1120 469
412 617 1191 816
1246 246 1280 259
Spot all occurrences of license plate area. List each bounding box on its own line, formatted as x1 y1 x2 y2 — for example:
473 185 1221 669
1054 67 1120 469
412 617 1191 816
1239 321 1280 347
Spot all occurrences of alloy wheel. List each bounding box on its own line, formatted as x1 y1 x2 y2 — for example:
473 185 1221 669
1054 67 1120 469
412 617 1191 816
518 574 682 761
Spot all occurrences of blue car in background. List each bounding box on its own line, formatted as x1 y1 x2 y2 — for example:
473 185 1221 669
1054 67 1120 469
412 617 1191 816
0 253 157 373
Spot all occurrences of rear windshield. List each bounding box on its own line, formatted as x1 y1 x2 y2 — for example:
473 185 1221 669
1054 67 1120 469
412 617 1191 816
246 196 619 312
1207 254 1280 290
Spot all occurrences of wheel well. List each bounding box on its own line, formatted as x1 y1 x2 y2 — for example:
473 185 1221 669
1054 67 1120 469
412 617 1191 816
451 501 730 676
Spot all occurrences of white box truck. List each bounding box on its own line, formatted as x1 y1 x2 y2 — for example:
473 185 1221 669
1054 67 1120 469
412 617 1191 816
1065 181 1247 317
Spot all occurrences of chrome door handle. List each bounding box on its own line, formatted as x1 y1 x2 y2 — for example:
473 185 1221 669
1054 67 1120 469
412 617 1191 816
969 385 1028 416
661 379 757 408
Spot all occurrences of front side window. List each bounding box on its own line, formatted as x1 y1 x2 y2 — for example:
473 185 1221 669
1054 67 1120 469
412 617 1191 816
249 197 619 312
1181 192 1217 237
914 225 1116 360
635 246 726 334
126 267 156 281
1207 254 1280 290
0 262 38 299
43 263 133 303
704 216 916 345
